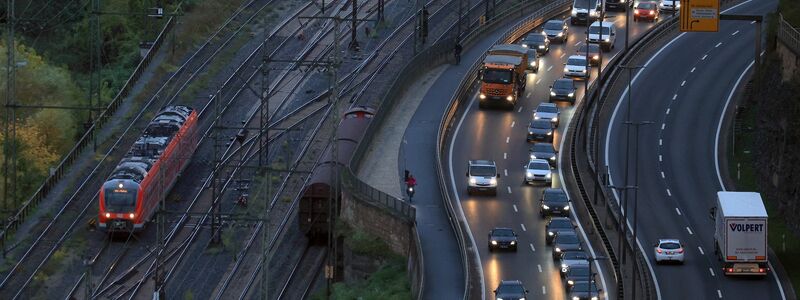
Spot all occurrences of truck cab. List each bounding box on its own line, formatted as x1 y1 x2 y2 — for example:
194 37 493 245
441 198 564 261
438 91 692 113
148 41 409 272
479 54 526 110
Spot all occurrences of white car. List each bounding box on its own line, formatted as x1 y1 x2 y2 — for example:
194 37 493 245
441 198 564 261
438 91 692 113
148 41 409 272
654 239 685 264
587 21 616 51
659 0 680 11
564 55 590 79
524 159 552 184
533 103 560 127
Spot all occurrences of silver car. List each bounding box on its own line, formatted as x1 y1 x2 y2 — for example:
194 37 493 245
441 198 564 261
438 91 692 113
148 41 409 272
654 239 685 264
524 159 552 184
564 55 589 79
659 0 680 11
542 19 568 43
533 103 560 127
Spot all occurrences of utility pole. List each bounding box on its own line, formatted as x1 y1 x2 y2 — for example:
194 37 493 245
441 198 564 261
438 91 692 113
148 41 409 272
625 120 653 300
153 170 166 299
326 18 342 300
617 64 643 267
3 0 17 215
349 0 359 51
89 0 101 152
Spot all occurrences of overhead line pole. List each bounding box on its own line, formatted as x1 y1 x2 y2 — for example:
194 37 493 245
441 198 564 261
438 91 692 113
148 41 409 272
3 0 16 218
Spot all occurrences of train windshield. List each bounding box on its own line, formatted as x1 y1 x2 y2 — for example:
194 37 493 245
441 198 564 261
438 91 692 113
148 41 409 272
105 189 137 212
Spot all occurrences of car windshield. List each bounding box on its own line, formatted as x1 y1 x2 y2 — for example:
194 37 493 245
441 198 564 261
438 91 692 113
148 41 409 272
105 188 137 213
537 105 558 113
470 165 496 176
528 162 551 170
531 144 554 153
563 251 588 260
544 21 563 30
567 57 586 65
531 120 552 129
526 34 546 42
574 0 593 9
497 283 525 294
569 266 590 276
482 69 513 84
554 79 574 89
579 44 600 53
638 2 656 9
660 242 681 249
545 190 568 202
589 26 612 35
557 234 580 244
571 282 598 292
493 229 515 237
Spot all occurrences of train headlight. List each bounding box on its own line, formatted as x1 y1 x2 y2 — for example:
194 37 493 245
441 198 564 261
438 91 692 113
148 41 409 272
105 213 111 218
129 213 135 219
479 93 487 99
506 95 514 101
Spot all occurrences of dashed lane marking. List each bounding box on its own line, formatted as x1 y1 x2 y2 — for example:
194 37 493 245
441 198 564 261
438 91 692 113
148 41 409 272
504 169 508 176
732 30 739 35
718 290 723 298
506 137 510 143
681 80 686 86
530 243 536 252
659 155 663 162
666 108 670 115
527 92 532 98
686 227 693 235
710 268 716 276
508 186 512 194
716 42 722 48
673 94 677 100
518 107 523 113
560 53 566 58
661 171 665 178
676 208 682 215
511 121 515 128
513 204 518 212
547 65 553 72
691 67 696 73
698 246 705 255
538 264 543 272
536 78 542 84
521 223 526 231
659 139 663 146
661 123 666 130
504 152 508 159
542 286 546 295
667 188 672 196
702 54 708 60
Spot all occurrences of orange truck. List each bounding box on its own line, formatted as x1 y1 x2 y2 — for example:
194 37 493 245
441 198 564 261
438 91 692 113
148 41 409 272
479 44 528 109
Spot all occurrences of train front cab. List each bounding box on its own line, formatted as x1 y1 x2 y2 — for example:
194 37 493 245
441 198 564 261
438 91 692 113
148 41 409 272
98 180 143 232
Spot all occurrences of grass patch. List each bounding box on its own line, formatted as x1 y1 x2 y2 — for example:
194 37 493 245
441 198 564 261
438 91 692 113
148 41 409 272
730 90 800 291
310 256 410 300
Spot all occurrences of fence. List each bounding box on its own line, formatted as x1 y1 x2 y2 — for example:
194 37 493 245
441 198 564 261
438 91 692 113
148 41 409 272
0 9 179 242
778 14 800 56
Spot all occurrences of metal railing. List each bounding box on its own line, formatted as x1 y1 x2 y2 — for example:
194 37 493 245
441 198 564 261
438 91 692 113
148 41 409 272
778 13 800 56
0 9 178 241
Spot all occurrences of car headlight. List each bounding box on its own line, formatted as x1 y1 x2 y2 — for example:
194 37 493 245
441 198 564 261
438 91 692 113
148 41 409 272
581 69 587 73
676 2 680 7
506 95 513 101
564 205 570 210
531 61 536 67
469 178 477 184
491 240 498 245
573 297 580 300
528 130 534 135
591 297 598 300
557 32 563 37
590 10 598 16
490 178 497 185
550 156 556 161
526 171 533 177
552 117 558 122
555 247 562 252
534 115 540 120
547 131 553 135
538 45 545 49
550 91 556 96
568 279 575 285
548 231 555 236
564 67 570 72
561 263 568 269
604 38 610 42
593 55 599 60
522 44 529 48
479 93 486 99
542 204 550 210
546 173 552 178
568 92 574 97
571 9 578 16
563 266 569 273
530 153 537 159
510 241 516 245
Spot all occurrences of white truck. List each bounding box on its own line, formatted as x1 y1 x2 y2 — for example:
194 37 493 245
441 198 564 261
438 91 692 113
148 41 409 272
713 191 769 276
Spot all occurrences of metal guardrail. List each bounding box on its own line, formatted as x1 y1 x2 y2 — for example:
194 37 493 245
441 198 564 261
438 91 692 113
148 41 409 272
778 13 800 56
435 1 574 299
341 169 416 221
0 8 178 241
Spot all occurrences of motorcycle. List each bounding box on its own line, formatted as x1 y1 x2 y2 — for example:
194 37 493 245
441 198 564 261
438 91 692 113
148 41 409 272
406 185 415 199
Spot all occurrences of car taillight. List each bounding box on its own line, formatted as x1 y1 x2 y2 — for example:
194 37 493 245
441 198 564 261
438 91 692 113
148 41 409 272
677 248 684 253
759 268 765 273
656 248 663 253
727 268 734 273
650 10 655 15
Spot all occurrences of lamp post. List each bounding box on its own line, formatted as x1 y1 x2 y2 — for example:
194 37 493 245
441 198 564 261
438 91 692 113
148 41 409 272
586 255 609 298
616 64 643 268
623 120 653 300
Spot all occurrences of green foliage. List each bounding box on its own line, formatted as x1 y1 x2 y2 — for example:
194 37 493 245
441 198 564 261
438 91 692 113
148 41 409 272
311 257 411 300
780 0 800 26
344 228 395 259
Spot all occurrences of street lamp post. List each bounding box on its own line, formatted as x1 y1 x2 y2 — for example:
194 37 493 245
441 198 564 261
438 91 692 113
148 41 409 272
623 120 653 300
616 64 643 267
587 255 609 298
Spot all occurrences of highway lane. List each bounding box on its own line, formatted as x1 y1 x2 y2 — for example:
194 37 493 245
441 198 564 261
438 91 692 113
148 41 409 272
604 0 787 299
447 9 658 299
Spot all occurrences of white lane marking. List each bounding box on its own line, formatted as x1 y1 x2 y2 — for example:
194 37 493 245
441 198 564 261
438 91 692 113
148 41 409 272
504 169 508 176
718 290 723 298
661 171 665 178
504 152 508 159
751 20 757 24
666 189 672 196
690 67 696 73
521 223 526 231
513 204 518 212
508 186 512 194
538 264 543 272
732 30 739 35
527 92 532 98
714 59 788 299
666 108 670 115
547 65 553 72
506 137 510 143
447 94 485 297
681 80 686 86
716 42 723 48
672 94 677 100
686 227 693 235
536 78 542 85
605 3 757 298
560 53 566 58
511 121 515 128
698 246 705 255
675 208 682 215
575 41 582 47
530 243 535 252
659 139 663 145
659 155 663 162
661 123 665 130
710 268 716 276
518 106 523 112
701 54 708 60
542 286 546 295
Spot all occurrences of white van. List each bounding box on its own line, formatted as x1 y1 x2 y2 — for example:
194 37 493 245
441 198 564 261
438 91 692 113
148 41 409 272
587 21 616 51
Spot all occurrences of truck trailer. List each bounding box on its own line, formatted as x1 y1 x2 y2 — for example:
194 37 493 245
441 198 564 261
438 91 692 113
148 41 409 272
713 191 769 276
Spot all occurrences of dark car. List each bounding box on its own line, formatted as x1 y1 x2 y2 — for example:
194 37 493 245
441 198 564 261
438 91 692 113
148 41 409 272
564 265 593 288
493 280 529 300
568 280 603 300
606 0 629 11
578 43 601 66
542 19 569 43
559 250 590 275
550 78 577 103
530 142 557 166
545 217 575 244
540 188 570 217
552 231 582 259
527 119 554 143
522 32 549 54
634 1 659 22
488 227 518 252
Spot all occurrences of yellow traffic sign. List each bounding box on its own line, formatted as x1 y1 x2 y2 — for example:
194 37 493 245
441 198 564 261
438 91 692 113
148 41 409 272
680 0 720 32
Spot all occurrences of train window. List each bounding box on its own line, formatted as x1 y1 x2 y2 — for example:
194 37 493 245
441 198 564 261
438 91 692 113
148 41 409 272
105 189 137 212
